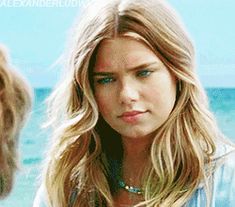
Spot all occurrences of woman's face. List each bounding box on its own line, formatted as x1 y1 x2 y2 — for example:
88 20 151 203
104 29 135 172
93 37 176 139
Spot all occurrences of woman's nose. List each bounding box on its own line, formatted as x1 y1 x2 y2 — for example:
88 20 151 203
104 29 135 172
118 81 139 105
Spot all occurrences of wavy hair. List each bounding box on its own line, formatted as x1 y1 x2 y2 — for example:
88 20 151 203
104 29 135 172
43 0 224 206
0 45 32 198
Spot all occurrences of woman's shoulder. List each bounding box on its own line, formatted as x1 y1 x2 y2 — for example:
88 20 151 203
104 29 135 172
212 139 235 179
212 139 235 206
187 140 235 207
213 139 235 170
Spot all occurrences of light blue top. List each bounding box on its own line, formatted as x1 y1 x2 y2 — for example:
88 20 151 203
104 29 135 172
33 142 235 207
186 141 235 207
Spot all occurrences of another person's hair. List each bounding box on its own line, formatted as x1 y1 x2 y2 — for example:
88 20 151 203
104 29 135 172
0 45 32 198
43 0 225 206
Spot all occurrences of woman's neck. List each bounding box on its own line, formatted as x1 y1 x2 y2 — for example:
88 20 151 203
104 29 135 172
121 135 154 186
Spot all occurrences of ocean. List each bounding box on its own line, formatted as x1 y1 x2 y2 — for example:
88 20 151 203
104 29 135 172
0 88 235 207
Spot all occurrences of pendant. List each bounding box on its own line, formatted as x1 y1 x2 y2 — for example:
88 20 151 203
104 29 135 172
118 180 143 195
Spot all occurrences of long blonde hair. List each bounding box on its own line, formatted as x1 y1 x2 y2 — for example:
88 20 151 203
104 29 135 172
44 0 224 206
0 45 32 198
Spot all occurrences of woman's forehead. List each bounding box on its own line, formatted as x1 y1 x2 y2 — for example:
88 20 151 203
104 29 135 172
94 37 161 72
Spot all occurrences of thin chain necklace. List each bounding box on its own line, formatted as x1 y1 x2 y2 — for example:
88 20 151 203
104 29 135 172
118 179 143 195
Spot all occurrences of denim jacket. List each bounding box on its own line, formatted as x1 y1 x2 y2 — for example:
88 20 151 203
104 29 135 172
186 141 235 207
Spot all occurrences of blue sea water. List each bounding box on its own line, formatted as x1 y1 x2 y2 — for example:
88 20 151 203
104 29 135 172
0 88 235 207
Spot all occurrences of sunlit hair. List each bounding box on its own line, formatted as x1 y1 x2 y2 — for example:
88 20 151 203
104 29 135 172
44 0 226 206
0 45 32 198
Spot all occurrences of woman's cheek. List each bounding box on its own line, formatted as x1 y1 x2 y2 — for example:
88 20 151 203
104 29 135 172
96 92 112 116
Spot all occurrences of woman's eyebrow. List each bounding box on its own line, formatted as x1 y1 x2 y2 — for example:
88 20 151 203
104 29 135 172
93 72 114 77
93 61 159 77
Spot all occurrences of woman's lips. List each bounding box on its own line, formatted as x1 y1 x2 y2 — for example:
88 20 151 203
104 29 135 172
118 111 147 123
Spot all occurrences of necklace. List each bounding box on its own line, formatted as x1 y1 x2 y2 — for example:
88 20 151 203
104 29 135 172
118 180 143 195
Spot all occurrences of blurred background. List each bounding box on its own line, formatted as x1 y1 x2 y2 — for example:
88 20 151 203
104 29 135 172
0 0 235 206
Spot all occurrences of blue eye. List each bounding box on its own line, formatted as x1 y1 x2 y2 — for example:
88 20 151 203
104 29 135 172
97 77 115 85
136 70 152 77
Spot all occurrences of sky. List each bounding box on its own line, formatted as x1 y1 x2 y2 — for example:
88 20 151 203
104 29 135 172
0 0 235 88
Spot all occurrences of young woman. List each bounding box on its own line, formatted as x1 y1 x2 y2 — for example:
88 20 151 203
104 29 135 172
33 0 235 206
0 45 32 198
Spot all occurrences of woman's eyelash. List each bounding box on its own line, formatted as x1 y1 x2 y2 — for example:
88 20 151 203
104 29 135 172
96 77 115 84
136 69 153 77
95 69 153 84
